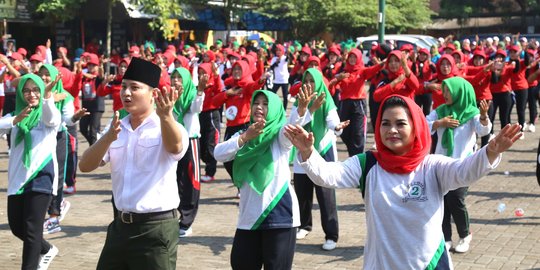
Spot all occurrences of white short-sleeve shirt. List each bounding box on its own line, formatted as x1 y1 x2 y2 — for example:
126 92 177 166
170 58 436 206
103 112 189 213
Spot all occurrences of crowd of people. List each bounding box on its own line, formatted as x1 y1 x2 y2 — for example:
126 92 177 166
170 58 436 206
0 32 533 269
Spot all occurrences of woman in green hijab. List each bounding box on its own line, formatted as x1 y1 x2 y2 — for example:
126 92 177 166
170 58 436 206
291 68 349 251
426 76 491 253
0 73 62 269
214 90 299 269
171 67 205 237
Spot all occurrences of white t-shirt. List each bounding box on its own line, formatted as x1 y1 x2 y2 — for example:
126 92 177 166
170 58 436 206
426 112 491 159
270 56 289 84
300 147 501 270
0 97 61 195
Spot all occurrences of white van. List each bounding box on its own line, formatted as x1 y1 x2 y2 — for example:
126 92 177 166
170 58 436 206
355 34 435 64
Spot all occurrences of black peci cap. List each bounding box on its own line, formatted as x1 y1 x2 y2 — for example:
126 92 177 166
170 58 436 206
123 57 161 88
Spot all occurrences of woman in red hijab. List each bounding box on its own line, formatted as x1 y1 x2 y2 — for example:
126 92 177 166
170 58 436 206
464 50 494 147
330 48 384 156
284 94 521 270
423 54 459 110
373 50 419 103
289 56 332 97
198 62 224 182
412 48 436 115
97 58 130 112
212 60 267 184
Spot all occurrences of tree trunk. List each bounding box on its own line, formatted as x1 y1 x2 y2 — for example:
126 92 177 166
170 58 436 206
105 0 114 75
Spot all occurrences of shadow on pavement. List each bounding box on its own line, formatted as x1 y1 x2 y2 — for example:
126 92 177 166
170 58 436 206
469 191 540 201
295 243 364 262
178 236 233 256
471 216 540 226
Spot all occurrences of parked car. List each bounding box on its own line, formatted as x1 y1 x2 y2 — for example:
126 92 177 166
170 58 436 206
355 34 435 64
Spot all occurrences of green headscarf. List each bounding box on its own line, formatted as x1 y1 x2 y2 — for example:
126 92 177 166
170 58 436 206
294 68 336 155
15 74 46 168
172 67 197 125
435 77 480 157
40 64 74 113
233 90 286 195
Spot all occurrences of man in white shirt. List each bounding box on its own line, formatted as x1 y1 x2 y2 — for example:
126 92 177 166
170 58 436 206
79 57 188 270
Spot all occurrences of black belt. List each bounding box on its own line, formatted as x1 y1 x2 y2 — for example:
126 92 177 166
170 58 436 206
118 210 177 224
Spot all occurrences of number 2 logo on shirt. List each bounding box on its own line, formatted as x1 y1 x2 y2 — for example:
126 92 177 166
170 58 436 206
402 182 428 203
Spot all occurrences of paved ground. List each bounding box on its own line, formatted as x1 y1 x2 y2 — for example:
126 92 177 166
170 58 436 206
0 100 539 269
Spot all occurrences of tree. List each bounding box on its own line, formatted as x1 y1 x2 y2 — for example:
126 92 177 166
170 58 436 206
31 0 181 39
31 0 181 74
254 0 433 40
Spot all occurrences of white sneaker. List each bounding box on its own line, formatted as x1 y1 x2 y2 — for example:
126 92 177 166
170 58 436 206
529 124 536 133
296 228 310 240
523 123 529 132
38 245 58 270
445 241 452 251
179 227 192 238
322 239 337 251
454 234 472 253
58 200 71 222
519 133 525 140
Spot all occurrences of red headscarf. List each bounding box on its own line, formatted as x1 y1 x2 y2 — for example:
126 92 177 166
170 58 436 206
384 50 404 81
373 95 431 174
302 56 321 71
35 45 47 57
418 48 431 60
328 45 341 56
436 54 457 82
344 48 364 73
204 50 216 62
175 55 189 69
198 63 215 87
300 46 312 57
232 60 254 88
242 54 257 74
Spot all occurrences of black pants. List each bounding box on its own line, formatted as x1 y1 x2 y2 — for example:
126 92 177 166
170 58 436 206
513 89 528 130
8 192 53 270
415 93 432 116
65 125 78 187
49 130 68 216
223 123 249 180
199 109 220 177
479 100 494 147
293 174 339 242
339 99 367 156
332 90 341 113
271 83 289 110
368 87 380 131
80 111 103 145
177 138 201 230
231 228 296 270
528 86 539 124
442 187 470 240
492 92 512 129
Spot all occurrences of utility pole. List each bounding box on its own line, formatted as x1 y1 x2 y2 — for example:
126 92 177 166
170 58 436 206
378 0 385 44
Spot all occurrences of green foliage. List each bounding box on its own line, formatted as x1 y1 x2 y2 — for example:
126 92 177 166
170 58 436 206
30 0 87 22
255 0 433 39
131 0 181 38
439 0 495 18
30 0 180 38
